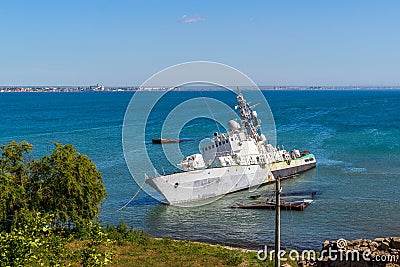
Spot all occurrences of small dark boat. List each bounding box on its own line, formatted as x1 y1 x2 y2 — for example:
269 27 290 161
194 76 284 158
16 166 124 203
152 138 181 144
152 138 194 144
249 191 317 200
233 199 313 211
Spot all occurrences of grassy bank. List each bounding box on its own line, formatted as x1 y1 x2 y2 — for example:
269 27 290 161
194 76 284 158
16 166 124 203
88 223 298 267
1 216 298 266
109 236 259 266
101 235 296 267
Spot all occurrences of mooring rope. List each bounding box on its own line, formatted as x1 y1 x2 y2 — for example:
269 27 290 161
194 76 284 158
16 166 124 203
114 177 148 213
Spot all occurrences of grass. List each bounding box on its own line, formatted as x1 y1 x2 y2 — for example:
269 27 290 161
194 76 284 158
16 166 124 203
110 238 299 266
86 223 299 267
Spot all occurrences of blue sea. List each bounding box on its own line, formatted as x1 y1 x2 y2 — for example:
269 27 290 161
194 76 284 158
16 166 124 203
1 90 399 250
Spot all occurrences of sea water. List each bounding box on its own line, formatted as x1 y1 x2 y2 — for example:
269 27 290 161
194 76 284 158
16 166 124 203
0 90 399 250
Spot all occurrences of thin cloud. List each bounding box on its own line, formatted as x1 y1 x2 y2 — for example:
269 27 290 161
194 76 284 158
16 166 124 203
179 14 207 24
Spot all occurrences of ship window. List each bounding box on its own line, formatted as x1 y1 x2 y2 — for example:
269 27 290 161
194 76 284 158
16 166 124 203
219 142 222 145
226 139 229 143
231 138 233 141
216 144 218 147
305 159 309 162
205 148 207 151
212 145 214 148
310 157 314 161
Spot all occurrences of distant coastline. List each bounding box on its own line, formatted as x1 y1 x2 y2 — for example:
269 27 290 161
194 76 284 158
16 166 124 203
1 85 400 93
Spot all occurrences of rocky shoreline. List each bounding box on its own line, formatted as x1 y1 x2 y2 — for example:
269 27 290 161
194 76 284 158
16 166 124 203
299 237 400 267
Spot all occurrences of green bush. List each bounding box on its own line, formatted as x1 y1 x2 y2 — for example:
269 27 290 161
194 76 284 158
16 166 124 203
105 221 150 246
0 212 115 266
79 222 114 267
0 211 70 266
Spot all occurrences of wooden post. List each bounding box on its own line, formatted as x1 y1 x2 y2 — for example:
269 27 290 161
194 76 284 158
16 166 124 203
275 175 281 267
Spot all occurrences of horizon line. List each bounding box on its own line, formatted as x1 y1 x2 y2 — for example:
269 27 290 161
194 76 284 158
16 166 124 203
2 85 400 88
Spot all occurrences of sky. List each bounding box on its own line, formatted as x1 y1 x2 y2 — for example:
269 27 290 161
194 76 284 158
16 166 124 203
1 0 400 86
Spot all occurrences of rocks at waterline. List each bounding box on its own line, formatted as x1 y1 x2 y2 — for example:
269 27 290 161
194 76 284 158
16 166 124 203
298 237 400 267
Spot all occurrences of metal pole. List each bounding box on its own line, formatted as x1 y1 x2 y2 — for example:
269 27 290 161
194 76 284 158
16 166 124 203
275 175 281 267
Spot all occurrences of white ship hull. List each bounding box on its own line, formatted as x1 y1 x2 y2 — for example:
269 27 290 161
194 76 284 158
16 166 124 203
146 155 316 205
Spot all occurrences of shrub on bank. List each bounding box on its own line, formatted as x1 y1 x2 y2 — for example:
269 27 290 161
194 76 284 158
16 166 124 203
0 211 114 266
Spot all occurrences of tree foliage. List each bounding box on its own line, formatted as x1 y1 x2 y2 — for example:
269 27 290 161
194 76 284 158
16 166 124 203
0 141 107 230
0 141 33 229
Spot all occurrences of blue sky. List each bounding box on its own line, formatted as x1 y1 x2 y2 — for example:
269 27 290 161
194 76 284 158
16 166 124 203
1 0 399 86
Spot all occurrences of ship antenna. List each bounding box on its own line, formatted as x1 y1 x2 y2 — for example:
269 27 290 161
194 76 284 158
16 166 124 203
200 91 222 135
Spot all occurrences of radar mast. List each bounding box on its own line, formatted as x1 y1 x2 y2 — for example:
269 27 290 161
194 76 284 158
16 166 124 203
235 91 262 141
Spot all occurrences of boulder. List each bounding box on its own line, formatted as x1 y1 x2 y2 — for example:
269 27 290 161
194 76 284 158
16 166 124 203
362 240 369 247
391 237 400 249
380 241 390 250
330 241 339 249
323 240 330 249
369 241 379 252
352 239 363 245
316 238 400 267
370 241 379 247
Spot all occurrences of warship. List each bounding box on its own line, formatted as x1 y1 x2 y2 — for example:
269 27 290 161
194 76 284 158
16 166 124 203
146 92 316 205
